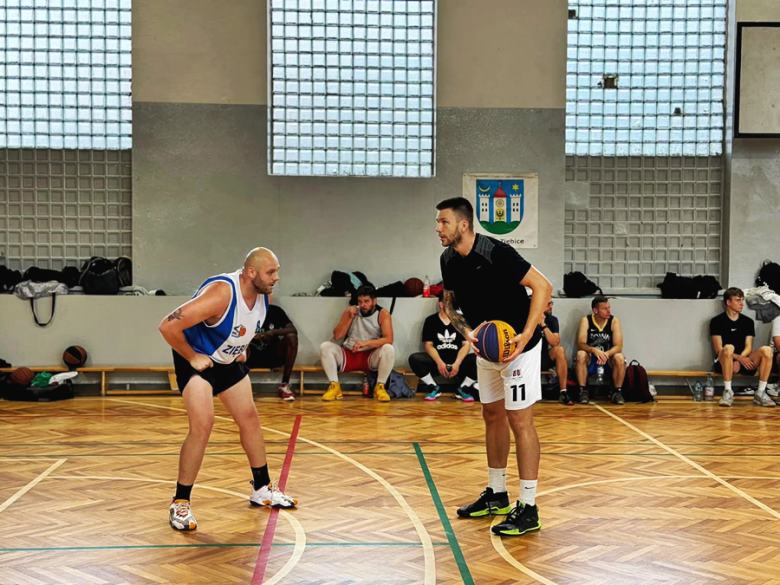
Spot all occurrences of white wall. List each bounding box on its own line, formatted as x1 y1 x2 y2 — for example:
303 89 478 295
0 296 763 375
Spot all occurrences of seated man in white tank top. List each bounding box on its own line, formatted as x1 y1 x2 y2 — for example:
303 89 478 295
320 285 396 402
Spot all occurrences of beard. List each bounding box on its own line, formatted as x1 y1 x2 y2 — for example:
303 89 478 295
443 230 462 248
252 278 273 295
360 306 377 317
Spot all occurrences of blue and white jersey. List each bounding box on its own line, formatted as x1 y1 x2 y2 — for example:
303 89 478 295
183 269 268 365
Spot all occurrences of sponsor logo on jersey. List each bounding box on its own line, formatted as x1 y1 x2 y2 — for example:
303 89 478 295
222 344 248 356
232 325 247 338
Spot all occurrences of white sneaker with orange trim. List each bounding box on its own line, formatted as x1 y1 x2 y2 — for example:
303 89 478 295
169 499 197 530
249 481 298 509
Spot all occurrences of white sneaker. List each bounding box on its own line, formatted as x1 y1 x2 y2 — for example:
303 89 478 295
767 383 779 398
754 392 776 407
169 499 197 530
719 388 734 407
249 481 298 509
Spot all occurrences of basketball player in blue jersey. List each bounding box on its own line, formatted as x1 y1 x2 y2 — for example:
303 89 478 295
159 247 297 531
435 197 552 537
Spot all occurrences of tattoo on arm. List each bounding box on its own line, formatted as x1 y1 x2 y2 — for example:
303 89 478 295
167 308 183 322
443 290 471 337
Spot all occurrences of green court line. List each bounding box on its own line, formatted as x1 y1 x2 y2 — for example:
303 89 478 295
0 542 450 553
414 442 474 585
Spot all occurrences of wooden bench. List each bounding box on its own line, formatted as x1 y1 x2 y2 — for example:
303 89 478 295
1 365 416 396
1 366 745 398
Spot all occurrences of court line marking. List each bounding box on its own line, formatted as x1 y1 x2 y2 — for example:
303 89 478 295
0 459 66 514
0 542 452 553
413 443 474 585
253 414 301 585
593 403 780 521
43 475 304 585
108 398 436 585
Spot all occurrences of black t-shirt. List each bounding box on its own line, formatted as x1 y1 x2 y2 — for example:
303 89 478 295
250 305 293 352
422 313 466 365
440 234 541 354
709 312 755 356
540 314 560 354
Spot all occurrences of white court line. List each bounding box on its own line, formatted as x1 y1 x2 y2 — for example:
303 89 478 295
593 403 780 521
108 398 436 585
47 475 305 585
0 459 67 514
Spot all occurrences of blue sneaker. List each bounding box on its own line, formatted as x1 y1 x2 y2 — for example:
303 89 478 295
454 387 475 402
424 385 442 401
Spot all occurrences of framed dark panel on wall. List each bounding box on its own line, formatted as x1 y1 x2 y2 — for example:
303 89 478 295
735 22 780 138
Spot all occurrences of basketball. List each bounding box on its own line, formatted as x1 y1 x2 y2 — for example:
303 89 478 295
404 277 424 297
474 320 517 363
9 367 34 386
63 345 88 370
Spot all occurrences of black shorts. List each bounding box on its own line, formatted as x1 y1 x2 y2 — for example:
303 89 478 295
246 346 285 369
712 360 757 376
540 348 555 372
172 350 249 396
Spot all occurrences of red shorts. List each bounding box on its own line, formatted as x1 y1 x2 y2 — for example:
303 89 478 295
340 347 377 373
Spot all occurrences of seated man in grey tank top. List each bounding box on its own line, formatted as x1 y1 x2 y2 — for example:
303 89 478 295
320 285 396 402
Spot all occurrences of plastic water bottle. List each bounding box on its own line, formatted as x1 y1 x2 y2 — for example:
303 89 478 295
704 372 715 402
422 275 431 298
595 365 605 386
362 373 369 397
693 379 704 402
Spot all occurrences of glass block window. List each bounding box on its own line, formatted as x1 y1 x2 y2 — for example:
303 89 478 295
268 0 436 177
566 0 727 157
0 0 132 150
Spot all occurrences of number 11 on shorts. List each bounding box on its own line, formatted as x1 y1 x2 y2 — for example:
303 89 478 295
511 384 526 402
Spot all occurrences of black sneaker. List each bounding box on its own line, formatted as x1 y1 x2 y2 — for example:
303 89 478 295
491 502 541 537
558 390 573 406
611 390 625 405
456 487 512 518
578 387 589 404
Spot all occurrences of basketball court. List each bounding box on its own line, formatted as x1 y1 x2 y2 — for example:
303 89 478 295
3 394 780 585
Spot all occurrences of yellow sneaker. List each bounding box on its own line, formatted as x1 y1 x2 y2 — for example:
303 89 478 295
375 383 390 402
322 381 342 401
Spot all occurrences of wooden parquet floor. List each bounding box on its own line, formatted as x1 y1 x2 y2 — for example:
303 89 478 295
3 395 780 584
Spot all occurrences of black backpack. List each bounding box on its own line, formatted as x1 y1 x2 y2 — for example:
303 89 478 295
624 360 654 403
757 260 780 293
563 272 603 298
658 273 720 299
114 256 133 287
0 265 22 293
79 257 120 295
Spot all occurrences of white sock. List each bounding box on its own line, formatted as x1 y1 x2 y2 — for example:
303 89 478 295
462 376 476 388
421 374 435 386
758 380 768 395
520 479 538 507
725 381 732 391
488 468 507 493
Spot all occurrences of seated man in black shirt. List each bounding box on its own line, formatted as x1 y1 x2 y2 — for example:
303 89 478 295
710 287 774 407
408 295 478 402
539 299 571 406
246 304 298 402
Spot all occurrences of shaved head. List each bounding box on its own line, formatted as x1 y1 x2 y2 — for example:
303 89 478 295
244 247 278 270
242 247 280 295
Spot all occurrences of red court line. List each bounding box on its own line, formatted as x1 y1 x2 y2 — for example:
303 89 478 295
252 414 301 585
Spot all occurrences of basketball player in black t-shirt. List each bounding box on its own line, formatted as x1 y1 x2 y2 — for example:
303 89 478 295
435 197 552 537
709 287 774 407
246 304 298 402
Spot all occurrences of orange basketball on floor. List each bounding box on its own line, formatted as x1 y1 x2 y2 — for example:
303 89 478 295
63 345 88 370
9 367 34 386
